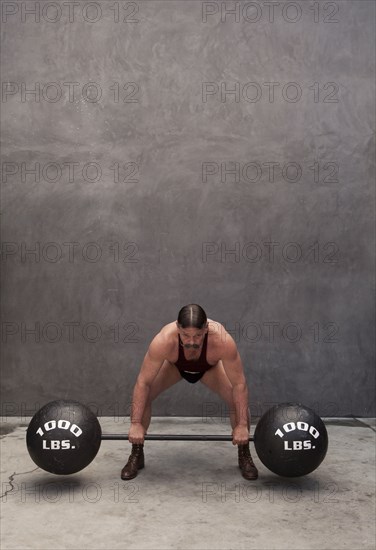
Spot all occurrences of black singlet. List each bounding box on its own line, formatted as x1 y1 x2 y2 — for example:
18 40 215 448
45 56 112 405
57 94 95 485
174 333 215 383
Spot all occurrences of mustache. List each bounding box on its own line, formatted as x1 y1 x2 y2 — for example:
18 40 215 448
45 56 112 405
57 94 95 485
183 343 200 349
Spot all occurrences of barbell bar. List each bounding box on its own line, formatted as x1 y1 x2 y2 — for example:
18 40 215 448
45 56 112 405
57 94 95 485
101 434 254 441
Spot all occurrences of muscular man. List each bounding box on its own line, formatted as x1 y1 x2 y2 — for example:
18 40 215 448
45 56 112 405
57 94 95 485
121 304 258 480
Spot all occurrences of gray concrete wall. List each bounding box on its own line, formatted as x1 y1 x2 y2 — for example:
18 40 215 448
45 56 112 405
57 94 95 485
1 1 375 417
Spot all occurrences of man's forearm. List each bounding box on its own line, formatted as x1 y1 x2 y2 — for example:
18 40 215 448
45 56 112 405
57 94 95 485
130 380 150 424
232 384 249 427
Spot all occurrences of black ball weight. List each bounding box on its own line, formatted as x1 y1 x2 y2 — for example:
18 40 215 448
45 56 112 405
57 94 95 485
26 400 102 475
254 403 328 477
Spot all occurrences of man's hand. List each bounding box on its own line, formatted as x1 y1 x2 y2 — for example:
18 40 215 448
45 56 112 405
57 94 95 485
232 425 250 445
128 423 146 444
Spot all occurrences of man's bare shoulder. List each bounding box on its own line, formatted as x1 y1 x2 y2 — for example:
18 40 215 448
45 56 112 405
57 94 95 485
208 320 236 348
208 319 239 362
148 322 177 357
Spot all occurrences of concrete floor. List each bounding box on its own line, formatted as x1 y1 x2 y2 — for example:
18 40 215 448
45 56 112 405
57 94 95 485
1 416 375 550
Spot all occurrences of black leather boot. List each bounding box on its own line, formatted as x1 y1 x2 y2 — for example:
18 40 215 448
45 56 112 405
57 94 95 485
121 444 145 480
238 443 258 480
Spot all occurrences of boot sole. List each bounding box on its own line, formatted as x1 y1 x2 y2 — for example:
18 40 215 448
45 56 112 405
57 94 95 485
121 463 144 481
239 464 258 480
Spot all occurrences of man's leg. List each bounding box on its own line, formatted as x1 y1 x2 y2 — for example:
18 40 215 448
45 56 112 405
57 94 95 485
121 361 182 480
200 362 258 480
141 360 183 432
200 361 248 430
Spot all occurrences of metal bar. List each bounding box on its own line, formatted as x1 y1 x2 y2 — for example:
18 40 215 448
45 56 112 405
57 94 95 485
101 434 254 441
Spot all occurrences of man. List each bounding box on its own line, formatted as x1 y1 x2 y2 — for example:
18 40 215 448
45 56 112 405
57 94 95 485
121 304 258 480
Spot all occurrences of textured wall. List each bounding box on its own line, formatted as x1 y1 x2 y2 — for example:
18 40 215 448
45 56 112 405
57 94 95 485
1 1 375 418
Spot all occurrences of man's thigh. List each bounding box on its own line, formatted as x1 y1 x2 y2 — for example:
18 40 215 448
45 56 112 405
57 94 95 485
200 361 234 405
148 360 183 401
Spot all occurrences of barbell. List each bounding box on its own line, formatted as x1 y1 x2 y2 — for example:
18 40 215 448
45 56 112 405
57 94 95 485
26 399 328 478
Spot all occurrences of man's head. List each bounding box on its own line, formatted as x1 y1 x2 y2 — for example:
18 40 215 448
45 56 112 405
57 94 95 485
176 304 208 349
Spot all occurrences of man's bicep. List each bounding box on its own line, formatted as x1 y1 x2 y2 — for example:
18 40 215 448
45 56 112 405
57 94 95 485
222 342 247 386
137 342 165 386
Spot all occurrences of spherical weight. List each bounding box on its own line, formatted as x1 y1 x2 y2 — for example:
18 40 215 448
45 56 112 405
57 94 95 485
26 400 102 475
254 402 328 477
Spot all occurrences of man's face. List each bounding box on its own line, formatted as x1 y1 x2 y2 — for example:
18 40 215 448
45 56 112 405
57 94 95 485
176 323 208 349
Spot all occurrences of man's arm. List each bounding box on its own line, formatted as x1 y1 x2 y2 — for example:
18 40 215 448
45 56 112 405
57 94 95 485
221 336 251 444
128 337 165 443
